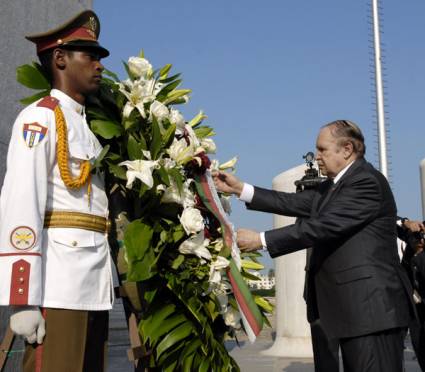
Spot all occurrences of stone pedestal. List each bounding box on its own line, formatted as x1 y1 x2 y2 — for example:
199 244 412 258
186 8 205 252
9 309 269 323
261 164 313 358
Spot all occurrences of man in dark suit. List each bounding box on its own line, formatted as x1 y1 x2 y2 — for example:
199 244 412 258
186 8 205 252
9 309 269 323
213 120 413 371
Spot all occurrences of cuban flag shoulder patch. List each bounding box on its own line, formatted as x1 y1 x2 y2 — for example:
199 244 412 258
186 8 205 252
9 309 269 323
23 122 48 148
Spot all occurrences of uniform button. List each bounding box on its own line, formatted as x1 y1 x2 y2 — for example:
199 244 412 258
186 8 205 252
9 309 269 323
19 277 24 284
72 241 78 247
18 288 24 295
19 266 25 273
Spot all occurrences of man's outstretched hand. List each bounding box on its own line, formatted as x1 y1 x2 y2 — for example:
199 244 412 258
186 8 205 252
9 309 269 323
237 228 263 252
212 171 244 197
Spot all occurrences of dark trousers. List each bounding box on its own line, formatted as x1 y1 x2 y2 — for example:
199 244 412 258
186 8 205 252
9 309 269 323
339 327 406 372
23 308 108 372
311 320 340 372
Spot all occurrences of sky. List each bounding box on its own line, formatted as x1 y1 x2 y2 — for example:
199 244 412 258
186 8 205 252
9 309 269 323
95 0 425 271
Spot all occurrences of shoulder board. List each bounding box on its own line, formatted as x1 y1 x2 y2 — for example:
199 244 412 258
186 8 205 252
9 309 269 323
37 96 59 111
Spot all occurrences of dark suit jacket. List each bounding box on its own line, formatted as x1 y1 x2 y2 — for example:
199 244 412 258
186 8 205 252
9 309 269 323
247 158 412 339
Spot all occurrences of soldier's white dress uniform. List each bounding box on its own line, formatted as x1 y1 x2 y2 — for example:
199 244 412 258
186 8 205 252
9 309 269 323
0 88 114 311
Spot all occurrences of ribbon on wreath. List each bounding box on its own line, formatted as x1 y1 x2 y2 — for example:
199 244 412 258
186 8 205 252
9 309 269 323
194 171 263 342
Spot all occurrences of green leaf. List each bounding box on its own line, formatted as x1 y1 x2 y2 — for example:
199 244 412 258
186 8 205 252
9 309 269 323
103 68 120 82
163 89 191 105
159 73 181 84
91 120 123 139
171 254 185 270
157 166 170 186
127 255 157 281
156 322 193 358
182 353 195 372
150 314 187 345
20 90 49 105
149 118 162 159
127 134 143 160
124 220 154 260
159 64 172 79
241 270 262 281
194 126 214 139
179 339 202 364
168 168 183 194
162 123 176 149
87 107 112 121
108 163 127 180
16 64 50 90
92 145 110 169
173 226 185 243
199 357 210 372
156 79 182 101
188 111 207 127
141 303 176 340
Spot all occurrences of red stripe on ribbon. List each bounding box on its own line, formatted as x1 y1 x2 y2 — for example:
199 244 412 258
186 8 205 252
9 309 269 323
227 268 261 336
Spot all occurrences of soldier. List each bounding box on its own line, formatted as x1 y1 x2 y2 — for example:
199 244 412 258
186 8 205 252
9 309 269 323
0 10 112 372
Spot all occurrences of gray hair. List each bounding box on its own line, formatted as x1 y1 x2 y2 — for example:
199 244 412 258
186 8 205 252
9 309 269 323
322 120 366 157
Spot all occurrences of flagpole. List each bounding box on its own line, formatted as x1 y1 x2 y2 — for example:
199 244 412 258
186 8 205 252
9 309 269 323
372 0 388 178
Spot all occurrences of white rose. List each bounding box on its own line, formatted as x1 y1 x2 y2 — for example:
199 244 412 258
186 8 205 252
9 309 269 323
223 307 241 328
150 100 169 122
179 207 204 235
128 56 153 78
169 109 185 130
200 138 216 154
178 231 211 261
184 124 200 147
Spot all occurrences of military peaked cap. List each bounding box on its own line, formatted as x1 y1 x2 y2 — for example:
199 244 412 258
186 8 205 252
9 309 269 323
25 10 109 58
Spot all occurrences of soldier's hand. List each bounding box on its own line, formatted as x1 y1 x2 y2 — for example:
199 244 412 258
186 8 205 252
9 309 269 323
212 171 244 196
237 228 263 252
10 306 45 344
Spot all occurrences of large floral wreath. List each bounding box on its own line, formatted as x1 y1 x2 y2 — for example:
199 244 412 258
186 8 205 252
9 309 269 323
18 52 273 371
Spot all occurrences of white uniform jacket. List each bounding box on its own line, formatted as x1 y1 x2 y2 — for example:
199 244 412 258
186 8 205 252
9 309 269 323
0 89 114 310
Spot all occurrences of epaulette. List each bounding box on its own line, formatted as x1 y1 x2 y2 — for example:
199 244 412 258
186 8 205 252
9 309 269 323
37 96 59 111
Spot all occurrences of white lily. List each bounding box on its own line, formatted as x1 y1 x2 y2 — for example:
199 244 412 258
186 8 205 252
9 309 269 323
219 156 238 170
119 159 159 189
162 179 195 208
209 256 230 284
167 138 196 165
178 231 211 261
169 108 185 131
200 138 216 154
118 78 157 118
150 100 169 123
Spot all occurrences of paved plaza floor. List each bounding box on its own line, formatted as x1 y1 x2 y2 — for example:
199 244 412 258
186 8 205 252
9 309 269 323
108 300 423 372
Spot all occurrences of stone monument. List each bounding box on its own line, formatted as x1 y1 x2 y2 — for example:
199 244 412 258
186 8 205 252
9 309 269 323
0 1 92 370
261 164 314 358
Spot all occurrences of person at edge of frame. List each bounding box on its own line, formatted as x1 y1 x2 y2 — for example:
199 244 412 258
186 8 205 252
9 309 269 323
0 10 113 372
398 218 425 371
213 119 415 372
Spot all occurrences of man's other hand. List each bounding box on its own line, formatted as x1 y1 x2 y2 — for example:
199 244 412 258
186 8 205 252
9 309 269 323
212 171 244 197
403 220 425 233
237 228 262 252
